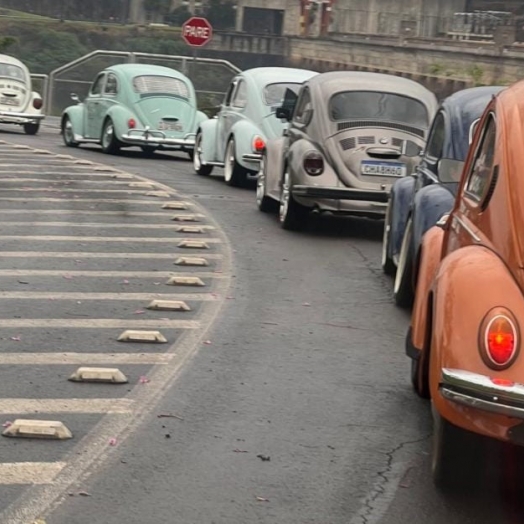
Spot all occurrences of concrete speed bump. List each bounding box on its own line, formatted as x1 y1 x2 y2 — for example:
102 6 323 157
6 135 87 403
68 367 128 384
118 330 167 343
145 190 170 198
162 202 190 210
129 182 155 189
95 167 118 172
178 240 209 249
112 173 134 179
172 214 200 222
166 276 205 287
74 160 94 165
177 226 205 234
13 145 30 149
3 419 73 440
174 256 209 267
32 149 52 155
147 300 191 312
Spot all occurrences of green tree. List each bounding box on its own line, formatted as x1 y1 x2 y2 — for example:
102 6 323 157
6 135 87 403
0 36 16 53
143 0 171 18
165 5 191 26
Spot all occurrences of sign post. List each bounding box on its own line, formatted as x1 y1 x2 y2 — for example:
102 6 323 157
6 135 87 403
181 17 213 78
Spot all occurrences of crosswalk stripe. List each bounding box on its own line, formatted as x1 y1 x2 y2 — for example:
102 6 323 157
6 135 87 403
0 291 212 301
0 235 216 243
0 178 141 185
0 210 195 217
0 270 222 278
0 353 172 364
0 198 172 204
0 463 66 485
0 188 165 194
0 319 199 328
0 222 209 230
0 251 222 259
0 398 133 414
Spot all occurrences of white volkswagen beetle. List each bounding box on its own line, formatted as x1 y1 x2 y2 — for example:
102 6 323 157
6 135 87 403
0 54 44 135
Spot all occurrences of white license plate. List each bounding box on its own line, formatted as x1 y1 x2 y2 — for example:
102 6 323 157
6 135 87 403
0 97 19 106
361 161 406 177
158 121 182 131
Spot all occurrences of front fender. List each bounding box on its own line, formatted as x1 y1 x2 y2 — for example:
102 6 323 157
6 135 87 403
230 120 264 172
389 176 416 262
412 184 455 255
194 110 208 131
61 105 85 137
198 118 218 163
410 225 444 352
431 246 524 439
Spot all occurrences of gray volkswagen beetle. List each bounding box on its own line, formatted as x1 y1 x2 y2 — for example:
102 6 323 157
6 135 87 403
256 71 438 230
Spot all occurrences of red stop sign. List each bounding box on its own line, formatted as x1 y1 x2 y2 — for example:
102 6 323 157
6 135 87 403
182 17 213 47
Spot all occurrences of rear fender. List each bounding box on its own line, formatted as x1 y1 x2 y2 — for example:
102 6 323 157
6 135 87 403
230 120 264 172
388 176 415 262
25 91 44 117
431 247 524 435
106 105 139 142
198 118 218 163
410 225 445 352
61 105 85 138
412 184 455 255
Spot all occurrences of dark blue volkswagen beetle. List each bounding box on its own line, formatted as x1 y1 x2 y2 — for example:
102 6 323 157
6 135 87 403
381 85 505 308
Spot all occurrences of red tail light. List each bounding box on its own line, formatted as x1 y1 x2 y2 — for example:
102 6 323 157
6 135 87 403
491 377 515 387
33 98 43 110
303 151 324 176
481 312 519 368
128 118 136 129
252 136 265 153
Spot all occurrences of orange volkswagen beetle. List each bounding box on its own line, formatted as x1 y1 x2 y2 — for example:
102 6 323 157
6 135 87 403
405 80 524 488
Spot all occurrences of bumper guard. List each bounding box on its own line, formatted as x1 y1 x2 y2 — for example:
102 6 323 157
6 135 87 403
122 129 196 148
0 111 45 124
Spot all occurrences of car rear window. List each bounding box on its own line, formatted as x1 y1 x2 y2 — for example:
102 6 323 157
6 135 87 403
133 75 189 99
0 63 25 81
263 83 301 106
329 91 428 128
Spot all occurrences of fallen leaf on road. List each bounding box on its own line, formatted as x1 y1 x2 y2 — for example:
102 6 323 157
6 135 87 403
256 454 271 462
203 340 212 345
78 491 91 497
138 376 150 384
233 449 248 453
2 421 12 428
122 280 130 285
10 336 21 342
109 438 117 446
17 280 29 285
256 496 269 502
134 310 145 315
302 302 311 307
62 275 73 280
157 413 184 420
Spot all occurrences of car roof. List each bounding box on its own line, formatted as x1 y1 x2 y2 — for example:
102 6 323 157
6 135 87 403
307 71 438 117
442 85 505 161
0 54 29 72
106 63 190 81
240 67 318 84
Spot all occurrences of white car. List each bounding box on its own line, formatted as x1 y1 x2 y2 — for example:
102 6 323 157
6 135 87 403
0 54 44 135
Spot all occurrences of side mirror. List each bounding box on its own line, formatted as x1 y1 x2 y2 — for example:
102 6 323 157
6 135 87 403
71 93 81 104
436 213 450 229
276 107 291 121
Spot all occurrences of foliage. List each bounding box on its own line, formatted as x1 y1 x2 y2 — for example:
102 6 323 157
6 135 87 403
165 6 191 26
0 36 16 52
468 64 484 86
143 0 171 16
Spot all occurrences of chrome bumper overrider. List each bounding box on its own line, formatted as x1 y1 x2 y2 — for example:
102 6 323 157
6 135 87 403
242 153 262 163
0 111 45 123
440 368 524 420
122 129 196 148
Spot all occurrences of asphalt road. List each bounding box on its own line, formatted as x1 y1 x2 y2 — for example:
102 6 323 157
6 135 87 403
0 120 521 524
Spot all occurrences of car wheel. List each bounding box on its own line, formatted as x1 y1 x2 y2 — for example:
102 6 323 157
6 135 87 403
256 153 278 213
23 122 40 135
193 132 213 176
279 169 308 230
62 117 79 148
101 118 121 155
141 146 157 157
223 137 246 187
394 217 415 308
382 200 396 276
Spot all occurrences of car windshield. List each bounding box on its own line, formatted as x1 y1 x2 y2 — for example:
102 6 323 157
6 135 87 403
0 63 25 81
329 91 429 128
263 82 302 106
132 75 189 99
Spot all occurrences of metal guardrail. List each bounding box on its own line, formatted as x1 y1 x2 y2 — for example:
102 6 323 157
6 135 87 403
46 50 241 117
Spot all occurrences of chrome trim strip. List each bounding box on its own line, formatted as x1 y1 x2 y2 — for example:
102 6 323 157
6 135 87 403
453 215 481 243
242 153 262 163
0 111 45 122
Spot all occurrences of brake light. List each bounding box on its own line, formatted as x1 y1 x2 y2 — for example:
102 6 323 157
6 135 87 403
303 151 324 176
252 136 265 153
491 377 515 387
482 313 518 368
33 98 43 110
128 118 136 129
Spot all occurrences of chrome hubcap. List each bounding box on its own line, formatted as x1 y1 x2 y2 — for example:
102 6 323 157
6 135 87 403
194 134 202 171
224 141 235 182
103 123 114 149
64 121 75 144
279 171 290 222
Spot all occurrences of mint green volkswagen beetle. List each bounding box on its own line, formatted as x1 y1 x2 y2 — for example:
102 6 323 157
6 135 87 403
60 63 207 157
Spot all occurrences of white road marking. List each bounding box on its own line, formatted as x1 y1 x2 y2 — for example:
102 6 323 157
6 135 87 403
0 319 199 329
0 178 154 185
0 353 173 365
0 463 66 485
0 188 167 194
0 251 223 259
0 269 221 278
0 398 133 414
0 198 172 204
0 210 197 218
0 291 212 301
0 235 216 243
0 222 205 230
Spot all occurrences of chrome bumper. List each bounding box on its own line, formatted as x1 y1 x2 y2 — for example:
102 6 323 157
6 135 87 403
440 368 524 420
122 129 196 148
0 111 45 124
242 153 262 164
292 185 390 203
